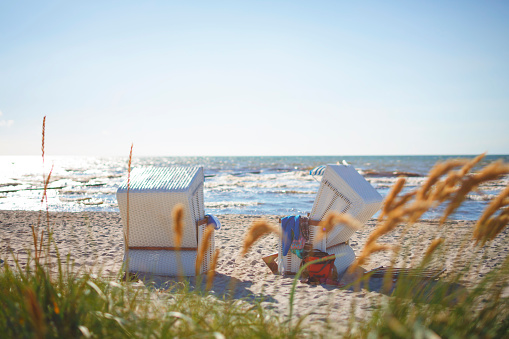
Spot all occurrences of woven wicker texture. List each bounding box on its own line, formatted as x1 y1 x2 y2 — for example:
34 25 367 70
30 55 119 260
310 165 383 247
118 167 201 192
127 250 198 276
117 166 213 276
125 224 215 276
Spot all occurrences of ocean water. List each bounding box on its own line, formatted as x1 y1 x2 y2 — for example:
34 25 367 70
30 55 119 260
0 155 508 220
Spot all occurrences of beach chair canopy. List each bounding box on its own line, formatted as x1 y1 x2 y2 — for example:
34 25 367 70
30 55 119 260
309 165 327 176
116 166 214 276
310 164 383 246
117 166 205 248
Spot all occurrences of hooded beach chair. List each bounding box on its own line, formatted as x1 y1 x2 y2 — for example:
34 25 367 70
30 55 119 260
278 164 383 275
116 166 217 277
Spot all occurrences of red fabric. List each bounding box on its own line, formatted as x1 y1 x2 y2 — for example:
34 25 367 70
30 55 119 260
304 255 335 281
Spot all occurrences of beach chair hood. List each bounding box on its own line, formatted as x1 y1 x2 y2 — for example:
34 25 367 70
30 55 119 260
117 166 204 248
310 164 383 246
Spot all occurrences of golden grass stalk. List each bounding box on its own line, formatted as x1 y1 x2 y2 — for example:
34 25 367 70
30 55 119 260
440 160 509 224
417 159 468 201
196 225 214 276
172 204 185 250
474 207 509 245
25 288 45 339
475 184 509 233
385 192 416 218
38 165 54 258
316 212 337 242
316 211 363 242
353 155 508 272
354 156 492 270
428 154 485 206
349 243 394 272
33 116 48 262
403 199 434 225
365 208 407 246
459 153 486 176
378 177 406 221
30 224 39 262
206 249 220 291
124 143 133 277
242 219 280 256
423 238 444 261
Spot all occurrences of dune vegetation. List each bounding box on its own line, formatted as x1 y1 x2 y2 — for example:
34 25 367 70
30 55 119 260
1 118 508 338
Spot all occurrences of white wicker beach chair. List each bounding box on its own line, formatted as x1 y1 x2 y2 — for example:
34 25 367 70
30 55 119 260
278 164 382 275
116 166 215 277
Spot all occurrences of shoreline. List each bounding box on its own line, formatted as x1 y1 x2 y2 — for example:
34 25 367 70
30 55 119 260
1 210 507 330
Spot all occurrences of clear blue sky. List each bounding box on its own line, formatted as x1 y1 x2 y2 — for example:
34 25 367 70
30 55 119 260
1 1 508 156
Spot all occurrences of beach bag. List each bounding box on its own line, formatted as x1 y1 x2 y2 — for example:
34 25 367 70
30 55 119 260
300 249 338 283
290 236 306 250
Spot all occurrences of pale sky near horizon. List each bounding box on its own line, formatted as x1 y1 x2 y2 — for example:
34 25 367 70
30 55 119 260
1 1 508 157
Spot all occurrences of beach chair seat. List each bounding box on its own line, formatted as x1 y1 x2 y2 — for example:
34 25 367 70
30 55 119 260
277 217 326 275
116 166 215 277
277 221 355 276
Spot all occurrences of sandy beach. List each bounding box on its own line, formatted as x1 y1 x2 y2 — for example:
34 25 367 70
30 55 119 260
1 210 507 331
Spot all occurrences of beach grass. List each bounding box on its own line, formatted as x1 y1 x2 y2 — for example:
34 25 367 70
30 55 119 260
339 154 509 338
342 246 509 338
0 254 301 338
1 117 508 337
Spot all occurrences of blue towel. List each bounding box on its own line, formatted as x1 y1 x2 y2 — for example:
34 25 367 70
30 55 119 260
281 215 300 256
205 214 221 230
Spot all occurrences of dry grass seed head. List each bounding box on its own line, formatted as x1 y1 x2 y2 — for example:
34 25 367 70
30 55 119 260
127 143 133 171
404 200 434 225
195 225 214 276
488 210 509 241
316 212 363 242
424 238 444 260
242 219 280 256
441 160 509 224
434 153 485 200
172 204 185 249
41 165 54 203
206 249 220 290
385 192 416 217
379 177 406 221
476 184 509 231
349 243 394 272
475 207 509 245
316 212 339 242
459 153 486 176
417 159 468 201
366 208 406 246
429 172 462 203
